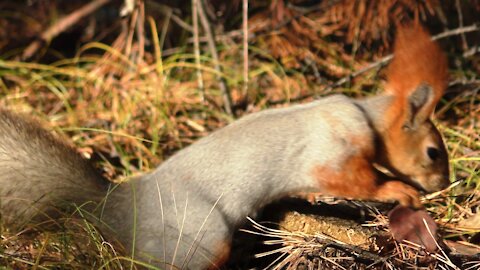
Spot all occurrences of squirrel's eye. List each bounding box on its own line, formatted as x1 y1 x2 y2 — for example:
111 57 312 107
427 147 440 161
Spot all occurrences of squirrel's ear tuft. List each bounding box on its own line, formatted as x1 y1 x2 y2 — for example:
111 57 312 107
404 83 435 128
386 23 448 105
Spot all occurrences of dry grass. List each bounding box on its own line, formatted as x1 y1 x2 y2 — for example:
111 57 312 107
0 0 479 269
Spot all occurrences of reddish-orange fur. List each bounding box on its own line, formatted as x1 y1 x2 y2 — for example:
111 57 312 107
374 23 449 193
311 133 423 207
311 134 374 198
386 23 448 104
207 241 231 270
312 155 377 199
312 152 422 208
385 23 448 133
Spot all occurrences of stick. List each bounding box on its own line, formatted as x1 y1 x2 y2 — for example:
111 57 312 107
432 23 479 41
136 1 145 62
22 0 112 60
145 1 193 33
323 23 480 92
455 0 468 50
321 241 386 265
192 0 204 100
267 23 480 105
242 0 249 97
196 0 234 115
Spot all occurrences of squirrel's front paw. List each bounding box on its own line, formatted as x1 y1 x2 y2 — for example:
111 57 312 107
375 181 422 209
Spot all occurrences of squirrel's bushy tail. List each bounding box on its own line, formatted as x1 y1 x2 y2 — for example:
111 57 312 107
0 109 110 227
386 23 448 105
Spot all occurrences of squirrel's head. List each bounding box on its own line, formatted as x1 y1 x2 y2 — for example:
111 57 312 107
379 23 450 193
380 84 450 193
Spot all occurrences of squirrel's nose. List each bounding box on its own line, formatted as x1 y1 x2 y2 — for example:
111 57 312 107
438 176 450 190
442 180 450 189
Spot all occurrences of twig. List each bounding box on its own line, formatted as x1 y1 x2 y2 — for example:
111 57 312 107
463 46 480 58
159 8 172 52
171 14 194 33
136 1 145 62
266 23 480 105
21 0 112 60
324 23 480 92
321 241 386 265
192 0 204 101
455 0 468 50
125 5 138 58
431 23 479 41
196 0 234 116
161 21 480 108
120 0 135 16
322 55 392 92
242 0 249 97
146 1 193 33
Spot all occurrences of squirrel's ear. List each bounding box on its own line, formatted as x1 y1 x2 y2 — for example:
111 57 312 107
403 83 435 129
385 23 448 130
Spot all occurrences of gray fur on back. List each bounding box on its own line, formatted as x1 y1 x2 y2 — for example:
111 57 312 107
109 94 381 268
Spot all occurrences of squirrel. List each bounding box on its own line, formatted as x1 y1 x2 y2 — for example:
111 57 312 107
0 23 449 269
